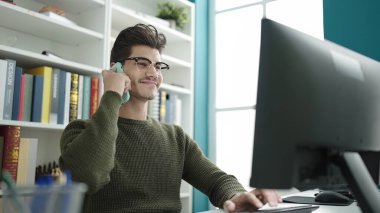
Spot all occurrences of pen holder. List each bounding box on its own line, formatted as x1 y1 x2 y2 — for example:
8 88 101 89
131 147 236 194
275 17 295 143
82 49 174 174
2 182 88 213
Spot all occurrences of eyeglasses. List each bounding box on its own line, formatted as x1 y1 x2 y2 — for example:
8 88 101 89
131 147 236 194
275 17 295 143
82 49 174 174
122 57 170 73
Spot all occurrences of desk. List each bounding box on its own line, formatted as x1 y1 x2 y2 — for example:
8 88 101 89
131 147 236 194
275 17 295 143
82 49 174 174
199 190 362 213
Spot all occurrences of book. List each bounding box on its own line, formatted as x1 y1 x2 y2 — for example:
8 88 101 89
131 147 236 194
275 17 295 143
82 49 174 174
0 136 3 171
21 74 34 122
16 138 38 185
0 59 9 120
57 70 67 124
64 72 71 124
69 73 79 122
31 75 43 122
26 66 53 123
82 76 91 120
77 75 84 120
3 59 16 120
49 68 60 124
148 91 160 120
89 76 99 118
0 125 21 181
174 96 182 126
159 90 167 122
165 92 171 123
11 66 23 120
18 73 25 120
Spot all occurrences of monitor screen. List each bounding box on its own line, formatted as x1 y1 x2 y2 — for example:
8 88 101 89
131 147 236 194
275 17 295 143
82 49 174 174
250 18 380 212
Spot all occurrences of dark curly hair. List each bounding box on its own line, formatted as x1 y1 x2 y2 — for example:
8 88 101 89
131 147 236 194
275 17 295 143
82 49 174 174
110 24 166 63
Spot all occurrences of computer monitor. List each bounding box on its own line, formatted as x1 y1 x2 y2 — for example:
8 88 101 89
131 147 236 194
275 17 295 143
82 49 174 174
250 18 380 213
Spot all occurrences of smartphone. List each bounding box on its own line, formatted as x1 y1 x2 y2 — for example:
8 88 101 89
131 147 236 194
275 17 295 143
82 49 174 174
112 62 130 103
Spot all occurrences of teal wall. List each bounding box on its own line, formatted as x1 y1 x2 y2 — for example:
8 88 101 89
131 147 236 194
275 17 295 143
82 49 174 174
323 0 380 61
191 0 209 212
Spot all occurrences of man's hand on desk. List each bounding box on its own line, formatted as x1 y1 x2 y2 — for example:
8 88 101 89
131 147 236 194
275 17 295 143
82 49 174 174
223 189 282 213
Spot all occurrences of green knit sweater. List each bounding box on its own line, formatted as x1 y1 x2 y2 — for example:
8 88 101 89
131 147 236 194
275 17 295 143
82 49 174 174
59 91 246 213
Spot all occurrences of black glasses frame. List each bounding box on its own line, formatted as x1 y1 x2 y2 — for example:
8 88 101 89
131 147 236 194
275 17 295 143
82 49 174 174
121 57 170 71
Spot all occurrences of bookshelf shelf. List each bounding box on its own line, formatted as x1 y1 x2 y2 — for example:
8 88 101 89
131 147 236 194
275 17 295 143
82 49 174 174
0 1 103 45
160 83 191 95
0 120 65 131
162 54 192 69
180 192 191 198
0 45 101 75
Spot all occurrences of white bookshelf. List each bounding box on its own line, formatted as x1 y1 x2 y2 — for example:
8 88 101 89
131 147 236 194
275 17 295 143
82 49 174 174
0 0 194 212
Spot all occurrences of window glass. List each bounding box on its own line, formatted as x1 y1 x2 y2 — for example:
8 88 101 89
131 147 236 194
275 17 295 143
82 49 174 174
216 110 255 189
215 5 262 109
212 0 324 191
216 0 261 12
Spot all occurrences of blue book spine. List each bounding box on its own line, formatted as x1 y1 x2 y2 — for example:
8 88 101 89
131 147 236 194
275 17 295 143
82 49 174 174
3 59 16 120
31 75 43 122
57 70 67 124
49 68 60 124
11 67 23 120
82 76 91 120
21 74 34 121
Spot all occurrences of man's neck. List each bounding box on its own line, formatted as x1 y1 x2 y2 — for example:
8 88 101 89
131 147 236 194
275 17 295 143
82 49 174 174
118 99 148 120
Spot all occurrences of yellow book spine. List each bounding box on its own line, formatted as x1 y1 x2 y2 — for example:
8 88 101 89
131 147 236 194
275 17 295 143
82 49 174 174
69 73 79 122
16 138 29 185
159 91 166 122
26 66 52 123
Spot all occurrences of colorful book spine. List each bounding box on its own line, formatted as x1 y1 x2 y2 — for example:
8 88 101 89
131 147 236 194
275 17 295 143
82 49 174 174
165 93 174 124
159 90 167 122
26 66 53 123
16 138 38 185
3 59 16 120
0 136 3 170
77 75 84 120
31 76 43 122
148 91 160 120
16 138 28 185
0 125 21 181
21 74 34 122
82 76 91 120
64 72 71 125
0 59 8 120
18 74 25 120
174 96 182 126
89 76 99 118
49 68 60 124
69 73 79 122
57 70 67 124
11 66 23 120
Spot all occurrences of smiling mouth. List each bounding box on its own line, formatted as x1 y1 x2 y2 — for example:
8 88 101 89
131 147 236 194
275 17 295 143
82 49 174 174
140 80 157 86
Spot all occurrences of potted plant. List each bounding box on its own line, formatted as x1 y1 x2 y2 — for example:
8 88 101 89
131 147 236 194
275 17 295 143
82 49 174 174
157 1 189 30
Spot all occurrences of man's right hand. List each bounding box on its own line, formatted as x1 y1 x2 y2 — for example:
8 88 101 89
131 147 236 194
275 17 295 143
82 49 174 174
102 67 131 97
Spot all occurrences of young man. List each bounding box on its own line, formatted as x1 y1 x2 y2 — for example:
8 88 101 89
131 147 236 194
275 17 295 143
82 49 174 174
59 24 281 213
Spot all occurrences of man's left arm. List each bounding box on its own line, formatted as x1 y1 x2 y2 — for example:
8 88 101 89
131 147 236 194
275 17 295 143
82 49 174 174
180 130 281 211
180 131 245 208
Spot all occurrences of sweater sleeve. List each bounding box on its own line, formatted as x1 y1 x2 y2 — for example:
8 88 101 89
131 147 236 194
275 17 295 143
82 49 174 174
180 128 246 208
59 91 122 194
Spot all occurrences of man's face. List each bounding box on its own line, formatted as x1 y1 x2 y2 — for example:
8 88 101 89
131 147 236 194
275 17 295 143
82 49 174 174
123 45 163 101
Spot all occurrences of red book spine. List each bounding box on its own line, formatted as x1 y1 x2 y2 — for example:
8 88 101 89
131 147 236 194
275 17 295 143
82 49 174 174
89 77 99 118
0 125 21 181
18 74 25 120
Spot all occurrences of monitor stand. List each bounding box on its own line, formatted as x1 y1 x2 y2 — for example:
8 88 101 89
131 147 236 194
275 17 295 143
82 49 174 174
335 152 380 213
